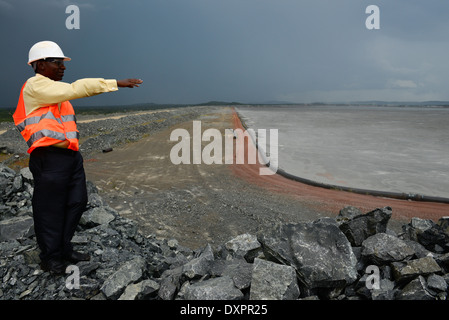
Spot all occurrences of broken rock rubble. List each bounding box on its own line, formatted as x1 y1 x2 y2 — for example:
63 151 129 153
1 164 449 300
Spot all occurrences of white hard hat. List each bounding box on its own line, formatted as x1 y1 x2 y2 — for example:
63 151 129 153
28 41 71 65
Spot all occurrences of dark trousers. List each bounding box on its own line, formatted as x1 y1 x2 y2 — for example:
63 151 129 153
29 146 88 262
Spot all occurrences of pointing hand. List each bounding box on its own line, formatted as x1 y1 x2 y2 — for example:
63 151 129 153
117 79 143 88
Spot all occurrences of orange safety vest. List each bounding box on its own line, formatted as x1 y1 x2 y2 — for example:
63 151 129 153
13 82 80 154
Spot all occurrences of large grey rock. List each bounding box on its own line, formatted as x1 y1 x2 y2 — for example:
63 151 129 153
418 225 449 252
80 206 116 227
258 218 358 289
225 233 261 262
361 233 415 264
396 276 435 300
182 243 214 279
426 274 448 292
209 258 253 290
19 167 33 183
391 256 442 282
183 276 244 300
158 266 183 300
118 279 160 300
250 258 300 300
438 217 449 234
339 206 392 246
403 217 449 252
0 175 10 198
100 256 146 299
403 217 434 240
12 175 22 192
336 206 363 224
0 216 34 241
404 239 434 259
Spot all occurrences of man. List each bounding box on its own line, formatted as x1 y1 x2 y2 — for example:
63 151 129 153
13 40 143 275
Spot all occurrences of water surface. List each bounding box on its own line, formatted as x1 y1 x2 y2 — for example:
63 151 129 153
236 105 449 198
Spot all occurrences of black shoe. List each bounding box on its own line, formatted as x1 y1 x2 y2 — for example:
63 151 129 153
64 250 90 263
40 259 67 275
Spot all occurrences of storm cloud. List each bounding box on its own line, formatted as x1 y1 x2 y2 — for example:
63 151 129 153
1 0 449 107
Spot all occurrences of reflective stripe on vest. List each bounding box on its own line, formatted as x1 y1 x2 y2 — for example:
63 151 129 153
16 111 76 133
26 129 80 147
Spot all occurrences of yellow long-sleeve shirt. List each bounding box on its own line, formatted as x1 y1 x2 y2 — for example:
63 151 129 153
21 74 118 148
22 73 118 116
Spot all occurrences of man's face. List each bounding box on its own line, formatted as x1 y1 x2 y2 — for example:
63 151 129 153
37 58 66 81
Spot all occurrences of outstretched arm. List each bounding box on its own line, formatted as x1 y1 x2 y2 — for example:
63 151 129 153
22 76 144 116
117 79 143 88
